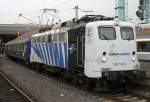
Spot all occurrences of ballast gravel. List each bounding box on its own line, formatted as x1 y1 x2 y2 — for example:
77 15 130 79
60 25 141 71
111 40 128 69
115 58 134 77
0 55 105 102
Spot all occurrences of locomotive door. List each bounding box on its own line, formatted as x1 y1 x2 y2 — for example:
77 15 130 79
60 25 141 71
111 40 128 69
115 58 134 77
68 29 77 68
68 27 85 69
77 28 85 66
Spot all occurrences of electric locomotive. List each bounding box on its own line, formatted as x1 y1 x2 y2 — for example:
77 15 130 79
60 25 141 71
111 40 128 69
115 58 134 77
30 15 140 88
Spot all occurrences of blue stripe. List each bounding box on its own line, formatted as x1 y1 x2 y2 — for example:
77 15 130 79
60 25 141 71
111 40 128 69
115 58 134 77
32 42 68 68
59 43 64 68
64 42 68 68
51 43 56 66
42 44 48 65
53 43 58 66
45 43 50 65
49 43 54 65
32 44 42 60
56 43 60 67
38 44 45 63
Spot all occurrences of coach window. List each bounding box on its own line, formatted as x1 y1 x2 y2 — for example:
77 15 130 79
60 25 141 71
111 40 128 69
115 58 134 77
22 44 24 50
98 27 116 40
19 44 21 50
22 44 23 50
20 44 22 50
121 27 134 40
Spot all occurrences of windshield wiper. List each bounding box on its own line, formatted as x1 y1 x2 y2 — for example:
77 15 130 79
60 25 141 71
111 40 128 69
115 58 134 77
127 34 133 41
102 34 109 40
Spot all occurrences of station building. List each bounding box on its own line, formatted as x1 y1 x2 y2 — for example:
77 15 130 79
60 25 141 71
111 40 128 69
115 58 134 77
136 24 150 38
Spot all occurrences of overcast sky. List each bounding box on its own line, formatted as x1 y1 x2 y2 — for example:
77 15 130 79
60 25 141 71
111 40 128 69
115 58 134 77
0 0 139 24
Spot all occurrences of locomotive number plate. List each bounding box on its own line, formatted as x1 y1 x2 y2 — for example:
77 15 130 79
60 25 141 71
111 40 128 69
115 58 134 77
113 62 127 66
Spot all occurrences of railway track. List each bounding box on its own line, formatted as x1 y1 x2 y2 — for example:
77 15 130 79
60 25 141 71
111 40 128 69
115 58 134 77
3 55 150 102
0 71 34 102
45 72 150 102
102 90 150 102
28 65 150 102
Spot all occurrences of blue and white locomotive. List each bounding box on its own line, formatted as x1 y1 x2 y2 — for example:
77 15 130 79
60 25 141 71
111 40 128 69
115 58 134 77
6 15 140 89
30 16 139 79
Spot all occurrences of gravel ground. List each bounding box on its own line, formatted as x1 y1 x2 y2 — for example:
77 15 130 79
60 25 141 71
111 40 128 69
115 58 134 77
0 55 105 102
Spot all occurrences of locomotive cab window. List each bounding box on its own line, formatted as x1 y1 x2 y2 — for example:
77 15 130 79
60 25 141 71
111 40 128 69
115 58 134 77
120 27 134 40
98 27 116 40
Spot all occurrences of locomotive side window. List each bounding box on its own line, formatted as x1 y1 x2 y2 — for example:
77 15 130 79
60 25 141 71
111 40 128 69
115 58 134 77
37 37 41 43
98 27 116 40
41 36 44 43
121 27 134 40
137 41 150 52
53 34 58 42
68 29 78 42
48 35 52 42
59 32 66 42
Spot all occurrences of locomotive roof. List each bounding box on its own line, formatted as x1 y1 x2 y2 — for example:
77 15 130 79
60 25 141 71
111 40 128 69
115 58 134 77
6 15 135 45
32 20 135 38
86 20 135 27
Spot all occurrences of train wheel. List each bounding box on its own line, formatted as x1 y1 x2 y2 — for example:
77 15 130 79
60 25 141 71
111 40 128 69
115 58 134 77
95 79 110 92
25 60 30 67
60 71 65 80
82 77 95 90
72 74 79 86
30 63 35 69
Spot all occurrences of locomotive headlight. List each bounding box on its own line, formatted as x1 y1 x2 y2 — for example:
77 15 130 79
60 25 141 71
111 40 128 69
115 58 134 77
132 57 136 62
102 57 107 63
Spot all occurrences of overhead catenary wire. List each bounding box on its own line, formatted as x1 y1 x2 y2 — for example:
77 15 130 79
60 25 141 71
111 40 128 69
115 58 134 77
52 0 73 9
18 13 37 24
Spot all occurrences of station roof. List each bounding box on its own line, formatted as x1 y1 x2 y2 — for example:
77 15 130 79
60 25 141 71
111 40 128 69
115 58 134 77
0 24 39 35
